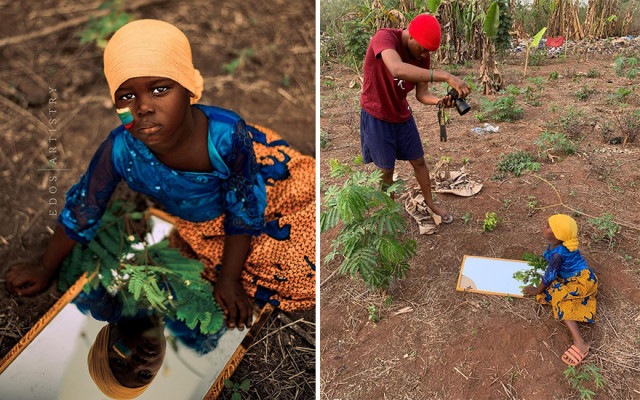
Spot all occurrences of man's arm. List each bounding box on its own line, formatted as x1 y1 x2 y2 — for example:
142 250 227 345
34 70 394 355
380 48 470 98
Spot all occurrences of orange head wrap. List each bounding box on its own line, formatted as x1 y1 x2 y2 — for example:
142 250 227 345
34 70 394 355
103 19 203 104
88 324 153 399
548 214 579 252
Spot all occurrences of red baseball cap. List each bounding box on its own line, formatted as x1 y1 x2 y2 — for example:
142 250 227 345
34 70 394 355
408 14 441 52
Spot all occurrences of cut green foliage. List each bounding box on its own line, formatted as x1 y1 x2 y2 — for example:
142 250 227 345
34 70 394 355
564 363 605 400
613 55 639 79
478 95 524 122
78 0 131 48
483 212 502 232
534 130 578 156
514 253 546 288
59 201 223 334
496 150 540 177
321 159 416 290
588 213 621 248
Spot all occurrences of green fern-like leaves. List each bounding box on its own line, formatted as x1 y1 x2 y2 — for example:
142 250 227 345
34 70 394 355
321 159 416 290
59 201 223 334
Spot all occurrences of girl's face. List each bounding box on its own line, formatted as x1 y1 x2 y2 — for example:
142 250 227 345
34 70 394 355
542 221 559 243
107 316 166 388
114 76 192 148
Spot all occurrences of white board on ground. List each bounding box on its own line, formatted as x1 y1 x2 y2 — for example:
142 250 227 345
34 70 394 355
456 255 535 298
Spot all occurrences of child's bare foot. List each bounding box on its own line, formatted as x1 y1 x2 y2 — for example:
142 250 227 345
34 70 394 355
562 342 589 366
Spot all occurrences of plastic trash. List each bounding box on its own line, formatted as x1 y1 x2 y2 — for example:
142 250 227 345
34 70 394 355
470 123 500 134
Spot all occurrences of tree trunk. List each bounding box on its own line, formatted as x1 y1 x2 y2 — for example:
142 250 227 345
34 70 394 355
479 36 502 95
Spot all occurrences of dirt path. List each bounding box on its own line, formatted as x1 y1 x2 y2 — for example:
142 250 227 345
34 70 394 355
320 52 640 399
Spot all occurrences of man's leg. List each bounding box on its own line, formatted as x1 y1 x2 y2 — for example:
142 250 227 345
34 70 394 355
409 157 448 218
380 167 395 198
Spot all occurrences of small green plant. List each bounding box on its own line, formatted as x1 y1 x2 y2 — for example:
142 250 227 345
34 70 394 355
321 160 417 290
564 363 605 400
462 157 470 164
526 76 545 90
588 213 621 248
478 95 524 122
320 130 330 149
534 130 578 156
613 55 639 79
505 84 522 96
503 199 512 208
496 150 541 177
575 85 597 101
524 27 547 76
514 253 546 287
526 196 538 215
367 305 380 323
353 154 364 165
483 212 502 232
224 378 251 400
222 48 256 74
549 71 559 80
78 0 131 48
586 68 601 78
462 212 472 224
384 296 393 307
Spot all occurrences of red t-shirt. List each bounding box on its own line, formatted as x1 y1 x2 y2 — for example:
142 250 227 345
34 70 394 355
360 28 430 123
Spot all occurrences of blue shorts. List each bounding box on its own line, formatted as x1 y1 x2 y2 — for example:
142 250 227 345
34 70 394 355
360 109 424 169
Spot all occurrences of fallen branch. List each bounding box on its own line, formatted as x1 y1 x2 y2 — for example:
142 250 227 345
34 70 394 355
0 0 166 48
276 312 315 347
532 174 640 231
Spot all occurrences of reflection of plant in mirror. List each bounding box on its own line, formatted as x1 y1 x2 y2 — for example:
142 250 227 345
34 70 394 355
59 200 224 334
483 212 502 232
224 378 251 400
514 253 546 288
564 363 604 400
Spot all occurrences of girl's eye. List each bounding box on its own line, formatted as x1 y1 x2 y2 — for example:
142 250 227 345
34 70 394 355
139 370 154 379
153 87 168 94
119 93 135 101
115 359 128 369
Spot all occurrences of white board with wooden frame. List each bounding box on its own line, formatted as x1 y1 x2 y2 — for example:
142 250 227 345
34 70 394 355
456 255 534 298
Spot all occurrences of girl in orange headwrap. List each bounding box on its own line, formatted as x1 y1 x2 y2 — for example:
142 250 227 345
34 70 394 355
6 19 315 333
523 214 598 366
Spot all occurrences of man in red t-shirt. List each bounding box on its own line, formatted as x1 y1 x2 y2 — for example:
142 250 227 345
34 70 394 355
360 14 470 223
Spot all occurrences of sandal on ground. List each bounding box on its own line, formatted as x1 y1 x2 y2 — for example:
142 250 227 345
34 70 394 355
562 345 589 366
440 213 454 224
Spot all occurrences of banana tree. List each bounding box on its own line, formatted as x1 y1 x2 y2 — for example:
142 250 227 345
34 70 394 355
523 27 546 77
479 1 502 95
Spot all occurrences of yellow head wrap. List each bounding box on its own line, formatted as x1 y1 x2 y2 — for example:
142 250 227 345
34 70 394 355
548 214 579 252
88 324 152 399
103 19 203 104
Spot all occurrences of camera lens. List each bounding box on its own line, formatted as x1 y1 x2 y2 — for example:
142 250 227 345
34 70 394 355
455 98 471 115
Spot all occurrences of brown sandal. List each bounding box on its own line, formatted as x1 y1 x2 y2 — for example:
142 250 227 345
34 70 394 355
562 345 589 366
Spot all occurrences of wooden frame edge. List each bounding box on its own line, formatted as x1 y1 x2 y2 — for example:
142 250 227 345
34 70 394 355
0 272 90 375
204 303 276 399
455 255 530 299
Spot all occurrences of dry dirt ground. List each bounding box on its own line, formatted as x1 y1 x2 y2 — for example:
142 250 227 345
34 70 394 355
0 1 315 399
320 48 640 399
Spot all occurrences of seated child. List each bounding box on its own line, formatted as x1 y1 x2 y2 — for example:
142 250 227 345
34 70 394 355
5 19 315 332
523 214 598 366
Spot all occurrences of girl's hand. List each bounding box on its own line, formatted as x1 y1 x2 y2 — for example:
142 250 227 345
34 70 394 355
5 262 54 296
214 276 253 330
522 285 541 296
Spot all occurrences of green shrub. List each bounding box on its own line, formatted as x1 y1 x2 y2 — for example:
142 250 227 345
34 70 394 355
614 55 639 79
575 85 597 101
478 95 524 122
534 130 578 155
564 363 605 400
588 212 621 248
321 159 416 290
496 150 540 176
549 71 559 80
483 212 502 232
342 19 371 69
586 68 601 78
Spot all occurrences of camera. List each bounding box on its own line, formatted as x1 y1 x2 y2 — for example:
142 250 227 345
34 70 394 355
448 88 471 116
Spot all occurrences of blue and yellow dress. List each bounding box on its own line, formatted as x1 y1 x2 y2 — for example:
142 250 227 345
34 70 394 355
59 105 315 311
536 244 597 322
